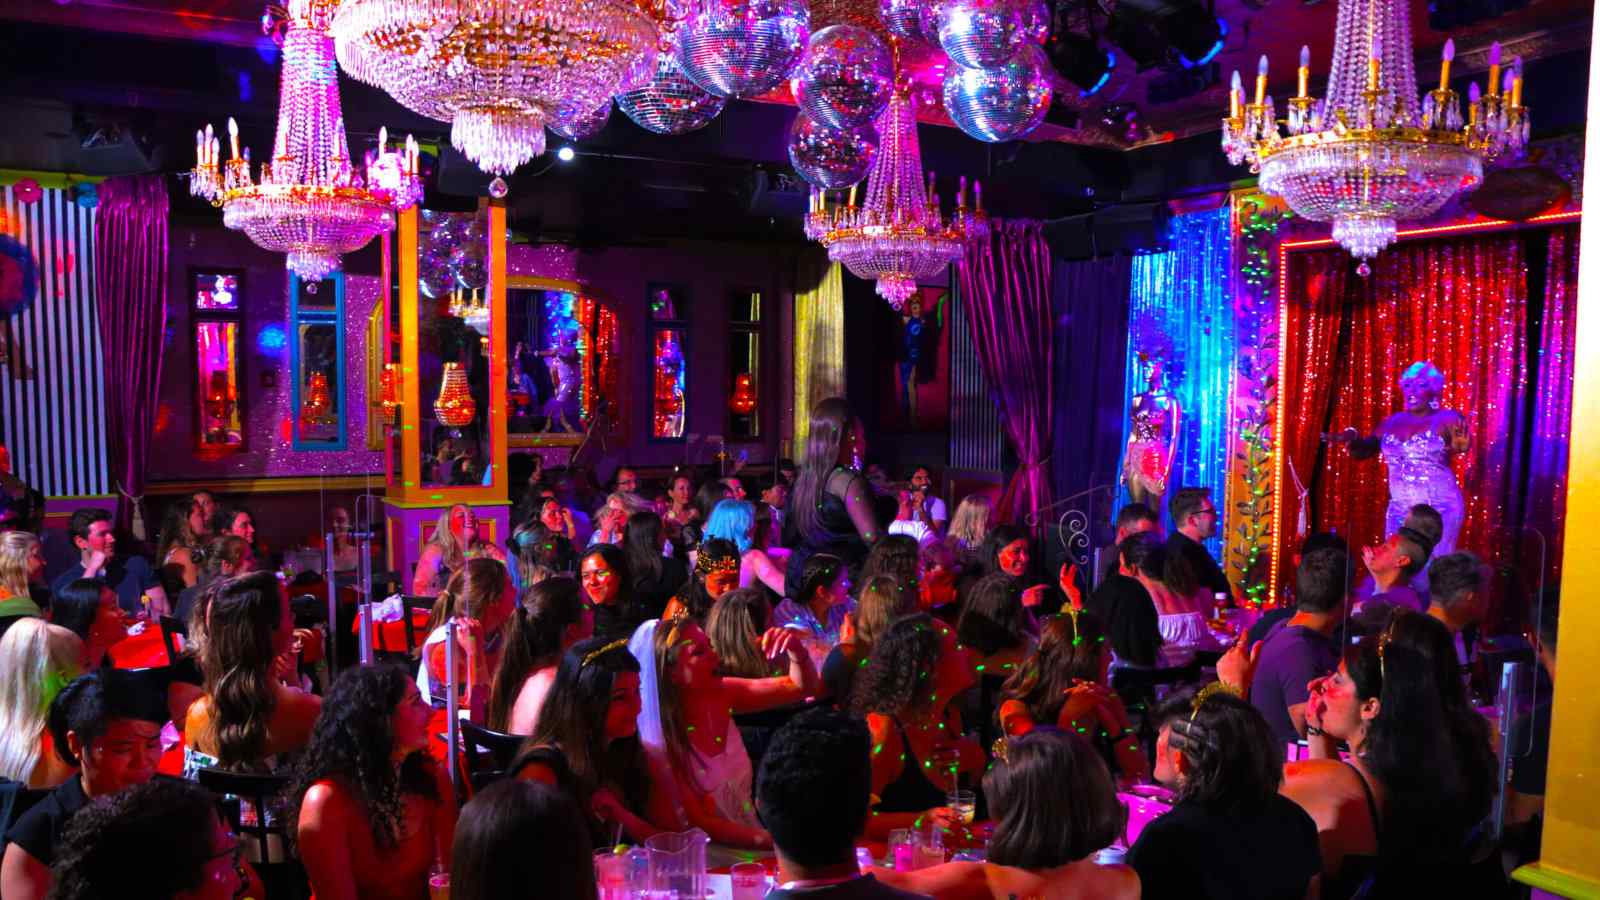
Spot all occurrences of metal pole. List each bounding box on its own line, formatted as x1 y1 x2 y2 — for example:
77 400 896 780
356 603 374 666
444 619 462 804
324 532 338 676
1492 659 1527 843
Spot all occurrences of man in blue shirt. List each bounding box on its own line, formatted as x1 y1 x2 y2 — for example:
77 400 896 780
1248 546 1350 746
49 508 167 619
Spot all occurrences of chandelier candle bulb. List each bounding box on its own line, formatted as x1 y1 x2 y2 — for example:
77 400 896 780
1439 39 1454 92
1297 46 1309 98
1230 70 1243 117
1487 43 1502 97
974 180 982 212
1367 35 1380 92
1255 55 1268 105
1511 58 1523 107
228 118 240 159
1469 82 1481 124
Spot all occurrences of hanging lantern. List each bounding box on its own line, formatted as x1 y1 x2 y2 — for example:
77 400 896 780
730 372 757 415
378 362 400 425
434 362 477 427
300 371 335 426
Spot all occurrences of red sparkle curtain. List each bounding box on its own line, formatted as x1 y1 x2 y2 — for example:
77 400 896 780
1278 231 1542 589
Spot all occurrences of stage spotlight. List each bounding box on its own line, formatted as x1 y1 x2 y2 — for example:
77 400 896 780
1046 31 1117 96
1161 7 1226 67
556 145 576 162
1105 10 1168 70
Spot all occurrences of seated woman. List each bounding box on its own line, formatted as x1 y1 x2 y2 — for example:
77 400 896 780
998 611 1148 785
291 665 455 900
819 574 909 706
514 496 578 554
852 613 982 840
0 531 46 637
587 493 635 548
630 613 819 851
624 511 689 620
945 494 993 569
48 778 248 900
877 730 1138 900
957 573 1036 677
309 506 362 574
0 620 82 788
705 588 778 679
514 521 577 583
512 637 661 845
860 535 922 615
417 559 516 719
1272 609 1497 899
770 553 852 654
184 572 322 774
50 580 129 670
703 499 787 598
155 495 212 594
451 779 594 900
1118 533 1222 668
580 545 642 643
978 524 1062 614
662 473 700 546
174 535 253 624
1090 572 1163 674
487 578 593 735
412 505 507 597
661 540 741 625
918 539 960 620
1126 684 1322 900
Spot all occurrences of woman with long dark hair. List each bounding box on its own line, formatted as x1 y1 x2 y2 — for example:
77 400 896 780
50 579 128 671
291 665 454 900
784 397 882 589
624 511 688 620
852 613 981 839
579 545 640 643
451 780 595 900
877 730 1137 899
998 611 1147 784
183 571 320 773
512 637 660 845
1280 609 1498 898
488 578 593 734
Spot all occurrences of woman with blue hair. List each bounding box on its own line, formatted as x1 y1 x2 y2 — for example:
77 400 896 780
1327 360 1469 557
703 499 786 596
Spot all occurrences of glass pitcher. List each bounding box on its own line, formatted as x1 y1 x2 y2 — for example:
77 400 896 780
645 828 709 899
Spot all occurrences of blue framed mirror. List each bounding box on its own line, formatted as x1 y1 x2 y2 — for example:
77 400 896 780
289 272 347 450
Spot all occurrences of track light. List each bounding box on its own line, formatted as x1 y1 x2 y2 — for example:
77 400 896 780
1162 7 1226 67
1046 31 1117 96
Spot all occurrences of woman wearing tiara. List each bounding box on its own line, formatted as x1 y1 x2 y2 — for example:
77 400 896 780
1326 361 1470 557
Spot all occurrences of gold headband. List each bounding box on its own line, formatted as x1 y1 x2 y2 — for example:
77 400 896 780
696 553 739 578
1376 620 1397 682
580 638 629 668
1189 681 1241 722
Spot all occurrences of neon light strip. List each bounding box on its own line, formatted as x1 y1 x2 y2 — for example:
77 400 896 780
1269 208 1582 596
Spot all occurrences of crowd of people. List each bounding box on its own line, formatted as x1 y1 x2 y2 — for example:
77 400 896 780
0 394 1556 899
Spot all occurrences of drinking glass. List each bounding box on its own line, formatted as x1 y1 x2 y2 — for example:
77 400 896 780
889 829 916 872
427 863 449 900
946 788 976 825
730 862 768 900
914 828 945 870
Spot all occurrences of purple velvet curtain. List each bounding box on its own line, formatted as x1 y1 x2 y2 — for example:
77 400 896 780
957 219 1054 525
94 175 169 536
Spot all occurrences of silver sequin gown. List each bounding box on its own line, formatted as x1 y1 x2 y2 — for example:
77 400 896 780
1379 430 1463 557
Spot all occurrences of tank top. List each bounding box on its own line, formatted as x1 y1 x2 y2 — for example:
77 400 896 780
686 720 761 830
875 718 947 814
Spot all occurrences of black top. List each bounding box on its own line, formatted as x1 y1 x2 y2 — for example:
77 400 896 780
820 645 861 708
4 775 89 867
1091 575 1162 668
784 468 876 593
632 557 689 621
768 875 930 900
1126 794 1321 900
591 600 644 644
875 719 946 815
1166 531 1231 598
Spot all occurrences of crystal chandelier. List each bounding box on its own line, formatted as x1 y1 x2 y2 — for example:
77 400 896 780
449 287 491 342
1221 0 1529 271
190 0 419 281
331 0 672 188
805 83 988 310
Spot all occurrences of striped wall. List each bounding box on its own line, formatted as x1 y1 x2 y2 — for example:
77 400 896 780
949 280 1004 473
0 185 109 498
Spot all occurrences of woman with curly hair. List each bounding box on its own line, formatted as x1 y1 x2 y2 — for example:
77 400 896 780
411 505 507 597
487 577 593 734
852 613 981 839
661 539 741 624
998 611 1147 784
819 574 910 706
512 637 662 845
291 664 454 900
49 778 247 900
183 572 321 773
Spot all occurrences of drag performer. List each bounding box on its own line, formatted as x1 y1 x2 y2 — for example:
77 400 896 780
1121 358 1180 510
1326 361 1469 557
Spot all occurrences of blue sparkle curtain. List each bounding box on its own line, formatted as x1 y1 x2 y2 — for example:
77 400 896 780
1118 206 1235 557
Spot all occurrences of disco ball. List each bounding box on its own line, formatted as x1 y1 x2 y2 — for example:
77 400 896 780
792 25 893 130
619 44 661 93
942 46 1052 142
787 112 878 188
617 52 729 134
549 98 613 141
451 245 488 291
676 0 811 98
936 0 1044 69
880 0 935 43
